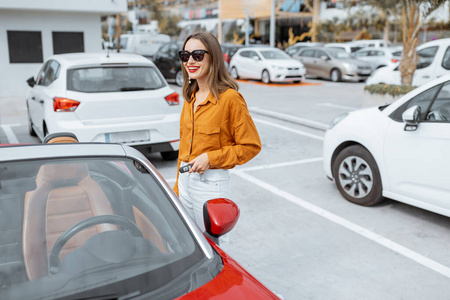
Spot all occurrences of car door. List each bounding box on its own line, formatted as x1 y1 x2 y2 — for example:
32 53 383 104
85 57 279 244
35 60 61 136
314 49 332 78
28 61 51 136
412 46 439 86
153 43 171 78
294 49 317 76
384 81 450 208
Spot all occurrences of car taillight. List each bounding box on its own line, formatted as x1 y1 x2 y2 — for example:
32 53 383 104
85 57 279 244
224 54 230 63
53 97 80 112
391 58 399 63
165 92 179 106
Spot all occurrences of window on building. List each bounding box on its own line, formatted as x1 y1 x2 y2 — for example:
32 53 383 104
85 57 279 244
7 31 43 63
52 32 84 54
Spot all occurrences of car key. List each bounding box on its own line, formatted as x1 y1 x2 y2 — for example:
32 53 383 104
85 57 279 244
179 164 193 173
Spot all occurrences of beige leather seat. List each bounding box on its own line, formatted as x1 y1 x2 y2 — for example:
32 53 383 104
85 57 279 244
22 133 115 281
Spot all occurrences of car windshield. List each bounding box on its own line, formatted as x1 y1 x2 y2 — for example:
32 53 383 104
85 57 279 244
67 66 166 93
260 50 291 60
328 48 352 59
0 156 216 299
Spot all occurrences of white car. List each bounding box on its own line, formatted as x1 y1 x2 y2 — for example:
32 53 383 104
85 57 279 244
26 52 180 160
229 47 306 84
324 42 366 54
353 46 402 69
323 74 450 216
366 38 450 86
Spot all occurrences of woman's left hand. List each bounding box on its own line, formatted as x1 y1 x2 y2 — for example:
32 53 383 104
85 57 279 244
188 153 210 174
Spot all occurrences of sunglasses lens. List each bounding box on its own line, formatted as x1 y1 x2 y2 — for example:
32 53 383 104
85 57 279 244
192 51 204 62
179 51 189 62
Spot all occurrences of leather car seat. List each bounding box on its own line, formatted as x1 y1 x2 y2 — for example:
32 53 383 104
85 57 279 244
22 133 115 281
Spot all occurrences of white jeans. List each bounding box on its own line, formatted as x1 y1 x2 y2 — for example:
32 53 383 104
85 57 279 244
178 162 231 250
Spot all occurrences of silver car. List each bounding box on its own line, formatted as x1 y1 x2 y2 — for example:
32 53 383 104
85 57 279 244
293 47 373 82
354 47 402 69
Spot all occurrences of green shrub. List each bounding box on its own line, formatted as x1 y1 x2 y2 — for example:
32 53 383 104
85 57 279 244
364 84 417 97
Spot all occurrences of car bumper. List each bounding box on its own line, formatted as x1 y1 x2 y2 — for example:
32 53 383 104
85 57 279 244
46 112 180 152
342 72 371 82
270 72 305 82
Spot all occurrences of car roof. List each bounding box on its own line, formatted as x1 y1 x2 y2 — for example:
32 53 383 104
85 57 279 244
417 38 450 49
49 52 154 68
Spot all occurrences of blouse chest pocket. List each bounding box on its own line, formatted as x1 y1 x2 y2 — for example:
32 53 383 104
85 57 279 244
197 125 221 150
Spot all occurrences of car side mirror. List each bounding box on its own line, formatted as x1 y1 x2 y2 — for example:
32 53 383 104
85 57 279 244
252 56 260 61
26 76 36 87
203 198 239 241
402 105 421 131
320 56 329 61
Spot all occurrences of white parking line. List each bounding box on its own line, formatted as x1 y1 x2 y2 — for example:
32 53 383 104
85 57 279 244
0 124 20 144
234 170 450 279
317 102 358 111
253 118 324 141
250 107 329 130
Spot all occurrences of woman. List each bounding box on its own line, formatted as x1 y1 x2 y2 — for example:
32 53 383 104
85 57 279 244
174 32 261 248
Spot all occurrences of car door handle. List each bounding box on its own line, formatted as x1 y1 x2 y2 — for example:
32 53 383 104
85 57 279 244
39 100 44 104
31 97 36 100
423 75 430 78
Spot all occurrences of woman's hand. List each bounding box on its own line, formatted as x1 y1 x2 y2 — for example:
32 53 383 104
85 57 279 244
188 153 210 174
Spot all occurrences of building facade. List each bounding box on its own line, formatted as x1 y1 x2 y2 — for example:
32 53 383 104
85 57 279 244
0 0 127 97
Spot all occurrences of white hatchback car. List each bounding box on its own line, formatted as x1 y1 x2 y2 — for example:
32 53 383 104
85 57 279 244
26 52 180 160
323 74 450 216
229 47 306 84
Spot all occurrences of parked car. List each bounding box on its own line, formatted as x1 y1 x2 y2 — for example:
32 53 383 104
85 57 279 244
285 42 323 57
352 39 393 48
366 38 450 86
25 52 180 160
0 140 281 299
229 47 306 84
324 42 365 54
221 43 244 69
293 47 373 82
118 33 171 60
153 41 184 86
353 46 402 69
323 74 450 215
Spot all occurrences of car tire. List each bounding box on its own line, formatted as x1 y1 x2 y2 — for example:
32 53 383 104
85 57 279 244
175 70 184 87
330 69 342 82
262 70 270 84
161 150 179 161
333 145 383 206
27 107 37 137
231 67 239 79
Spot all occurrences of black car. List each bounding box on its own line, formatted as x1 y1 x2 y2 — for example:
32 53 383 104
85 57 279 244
221 43 244 69
153 41 184 86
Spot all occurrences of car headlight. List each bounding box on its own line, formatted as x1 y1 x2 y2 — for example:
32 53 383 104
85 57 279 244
328 112 349 129
343 63 357 72
271 65 284 70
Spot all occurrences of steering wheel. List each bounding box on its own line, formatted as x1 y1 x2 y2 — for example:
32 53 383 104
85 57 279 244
49 215 143 274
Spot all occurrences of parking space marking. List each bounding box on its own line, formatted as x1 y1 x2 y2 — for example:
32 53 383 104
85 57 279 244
234 169 450 279
250 107 328 130
316 102 358 111
253 118 324 141
0 124 20 143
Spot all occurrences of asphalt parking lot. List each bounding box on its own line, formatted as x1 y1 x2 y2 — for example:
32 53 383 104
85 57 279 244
2 79 450 299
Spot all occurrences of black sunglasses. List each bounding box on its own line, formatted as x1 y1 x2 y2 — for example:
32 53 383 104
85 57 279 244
179 50 209 62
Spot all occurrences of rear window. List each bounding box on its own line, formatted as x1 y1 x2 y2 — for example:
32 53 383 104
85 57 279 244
67 66 166 93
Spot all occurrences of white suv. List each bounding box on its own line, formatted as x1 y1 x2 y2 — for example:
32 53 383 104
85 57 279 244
26 52 180 160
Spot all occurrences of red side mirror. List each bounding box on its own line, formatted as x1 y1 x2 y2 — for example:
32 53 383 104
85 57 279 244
203 198 240 237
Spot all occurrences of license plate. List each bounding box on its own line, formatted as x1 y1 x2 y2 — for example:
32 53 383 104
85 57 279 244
105 130 150 144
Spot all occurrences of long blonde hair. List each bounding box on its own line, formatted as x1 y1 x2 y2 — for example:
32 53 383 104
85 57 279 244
181 32 239 102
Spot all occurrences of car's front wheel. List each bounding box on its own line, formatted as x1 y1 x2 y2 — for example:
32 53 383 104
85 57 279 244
175 70 183 87
262 70 271 84
333 145 383 206
330 69 342 82
230 67 239 79
27 107 37 137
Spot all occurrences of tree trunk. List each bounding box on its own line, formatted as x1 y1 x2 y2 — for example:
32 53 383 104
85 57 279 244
399 38 419 86
383 19 389 47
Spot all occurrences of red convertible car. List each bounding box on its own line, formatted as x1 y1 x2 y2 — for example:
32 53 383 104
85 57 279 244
0 137 280 299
